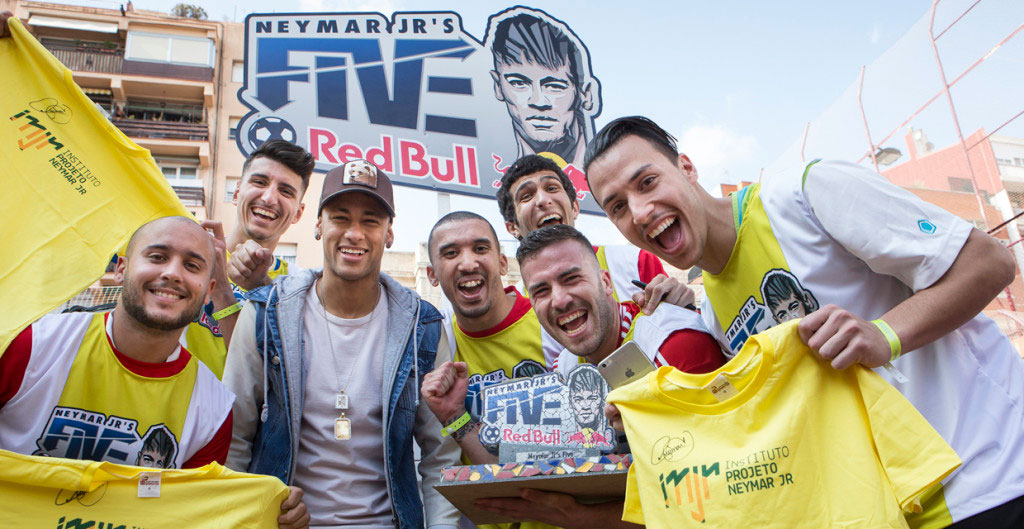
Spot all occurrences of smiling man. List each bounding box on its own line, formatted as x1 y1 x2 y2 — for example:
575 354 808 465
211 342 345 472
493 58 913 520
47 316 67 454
421 211 554 469
584 115 1024 528
497 155 696 329
225 139 315 292
489 11 599 169
516 225 725 381
224 159 459 529
0 217 234 471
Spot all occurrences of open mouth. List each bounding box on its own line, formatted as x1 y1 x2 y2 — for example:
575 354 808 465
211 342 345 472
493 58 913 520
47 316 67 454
537 213 563 228
251 206 279 221
149 288 185 302
646 216 684 253
557 309 588 337
457 277 485 299
339 247 367 257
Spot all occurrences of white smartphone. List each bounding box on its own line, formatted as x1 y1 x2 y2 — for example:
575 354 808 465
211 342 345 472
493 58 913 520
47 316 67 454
597 341 655 389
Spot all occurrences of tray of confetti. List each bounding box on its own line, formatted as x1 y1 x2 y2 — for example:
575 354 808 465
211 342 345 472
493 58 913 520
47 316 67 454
434 454 632 524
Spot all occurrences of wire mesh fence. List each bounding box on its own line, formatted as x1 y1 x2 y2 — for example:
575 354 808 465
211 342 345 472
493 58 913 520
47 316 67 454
765 0 1024 356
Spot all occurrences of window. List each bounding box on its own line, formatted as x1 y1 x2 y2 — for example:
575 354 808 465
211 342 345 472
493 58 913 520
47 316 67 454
228 117 241 140
156 156 201 186
224 177 240 202
275 243 297 267
232 61 244 83
125 31 214 67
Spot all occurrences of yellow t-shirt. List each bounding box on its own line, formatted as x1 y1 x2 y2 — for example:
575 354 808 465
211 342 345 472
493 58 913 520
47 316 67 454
0 18 188 351
607 321 961 529
0 449 288 529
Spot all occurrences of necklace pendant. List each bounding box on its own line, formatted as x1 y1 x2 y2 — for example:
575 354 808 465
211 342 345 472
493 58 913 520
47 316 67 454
335 392 349 410
335 415 351 440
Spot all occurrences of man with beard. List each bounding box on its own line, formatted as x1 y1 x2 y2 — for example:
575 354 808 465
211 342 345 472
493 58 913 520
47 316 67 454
225 160 458 529
421 211 554 466
422 223 724 528
0 217 234 470
584 115 1024 528
496 155 695 324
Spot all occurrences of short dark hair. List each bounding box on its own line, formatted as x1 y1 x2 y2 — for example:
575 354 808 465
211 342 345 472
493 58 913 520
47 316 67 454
583 116 679 176
241 139 316 192
137 426 176 468
515 224 594 267
492 13 584 88
568 365 605 395
427 211 500 261
496 155 577 230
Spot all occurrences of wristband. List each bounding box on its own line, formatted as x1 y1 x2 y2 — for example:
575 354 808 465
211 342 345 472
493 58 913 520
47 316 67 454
441 411 471 437
871 319 901 362
213 302 242 321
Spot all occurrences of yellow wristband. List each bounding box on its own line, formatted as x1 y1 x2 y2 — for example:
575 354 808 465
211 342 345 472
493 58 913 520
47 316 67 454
213 302 242 321
441 411 471 437
871 319 901 362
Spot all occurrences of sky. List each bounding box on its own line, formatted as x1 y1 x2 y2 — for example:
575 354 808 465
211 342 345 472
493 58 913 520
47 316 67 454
48 0 1020 253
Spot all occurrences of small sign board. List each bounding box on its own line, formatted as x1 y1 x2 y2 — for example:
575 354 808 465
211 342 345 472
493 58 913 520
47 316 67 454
478 364 616 463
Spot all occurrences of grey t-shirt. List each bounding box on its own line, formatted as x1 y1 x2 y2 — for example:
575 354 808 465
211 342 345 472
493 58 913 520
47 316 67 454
292 282 393 528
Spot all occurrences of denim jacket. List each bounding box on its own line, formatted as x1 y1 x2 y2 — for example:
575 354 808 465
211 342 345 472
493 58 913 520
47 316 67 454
224 268 459 529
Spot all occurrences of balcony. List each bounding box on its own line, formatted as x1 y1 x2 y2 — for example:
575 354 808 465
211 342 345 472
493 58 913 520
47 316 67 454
172 185 205 208
41 40 213 82
44 42 124 74
113 119 208 141
112 101 208 141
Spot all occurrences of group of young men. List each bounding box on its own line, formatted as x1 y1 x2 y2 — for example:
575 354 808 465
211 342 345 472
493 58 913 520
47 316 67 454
3 10 1024 529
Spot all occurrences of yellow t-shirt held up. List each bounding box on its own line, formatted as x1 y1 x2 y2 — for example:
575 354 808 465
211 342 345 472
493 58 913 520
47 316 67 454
0 449 289 528
607 321 960 529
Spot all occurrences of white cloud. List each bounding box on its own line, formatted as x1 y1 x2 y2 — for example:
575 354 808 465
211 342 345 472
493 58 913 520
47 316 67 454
678 124 760 192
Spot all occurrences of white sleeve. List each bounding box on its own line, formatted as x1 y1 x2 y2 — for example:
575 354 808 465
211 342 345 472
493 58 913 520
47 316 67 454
415 326 461 529
221 303 263 471
802 160 973 292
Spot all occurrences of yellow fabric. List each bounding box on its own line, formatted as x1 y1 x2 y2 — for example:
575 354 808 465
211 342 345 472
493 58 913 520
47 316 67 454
608 321 961 528
702 183 793 352
186 319 227 379
0 449 289 528
0 19 189 351
60 314 199 448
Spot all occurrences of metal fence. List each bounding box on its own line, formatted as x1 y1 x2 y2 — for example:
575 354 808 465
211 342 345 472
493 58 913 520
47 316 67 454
766 0 1024 355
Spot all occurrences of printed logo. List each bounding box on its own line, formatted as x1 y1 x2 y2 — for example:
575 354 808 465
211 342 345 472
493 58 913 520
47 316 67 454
236 7 604 212
10 109 65 151
724 269 819 353
918 219 937 234
55 515 130 529
659 463 720 523
34 408 179 468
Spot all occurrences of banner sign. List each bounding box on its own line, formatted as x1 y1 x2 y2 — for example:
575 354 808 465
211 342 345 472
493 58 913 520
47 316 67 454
236 7 604 213
479 365 616 463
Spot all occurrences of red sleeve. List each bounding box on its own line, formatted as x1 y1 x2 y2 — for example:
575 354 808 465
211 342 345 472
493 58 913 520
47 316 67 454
656 329 727 374
0 325 33 409
637 249 667 284
182 410 232 468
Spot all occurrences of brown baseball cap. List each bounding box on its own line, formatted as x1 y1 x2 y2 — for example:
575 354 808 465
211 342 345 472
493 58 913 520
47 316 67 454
318 158 396 217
